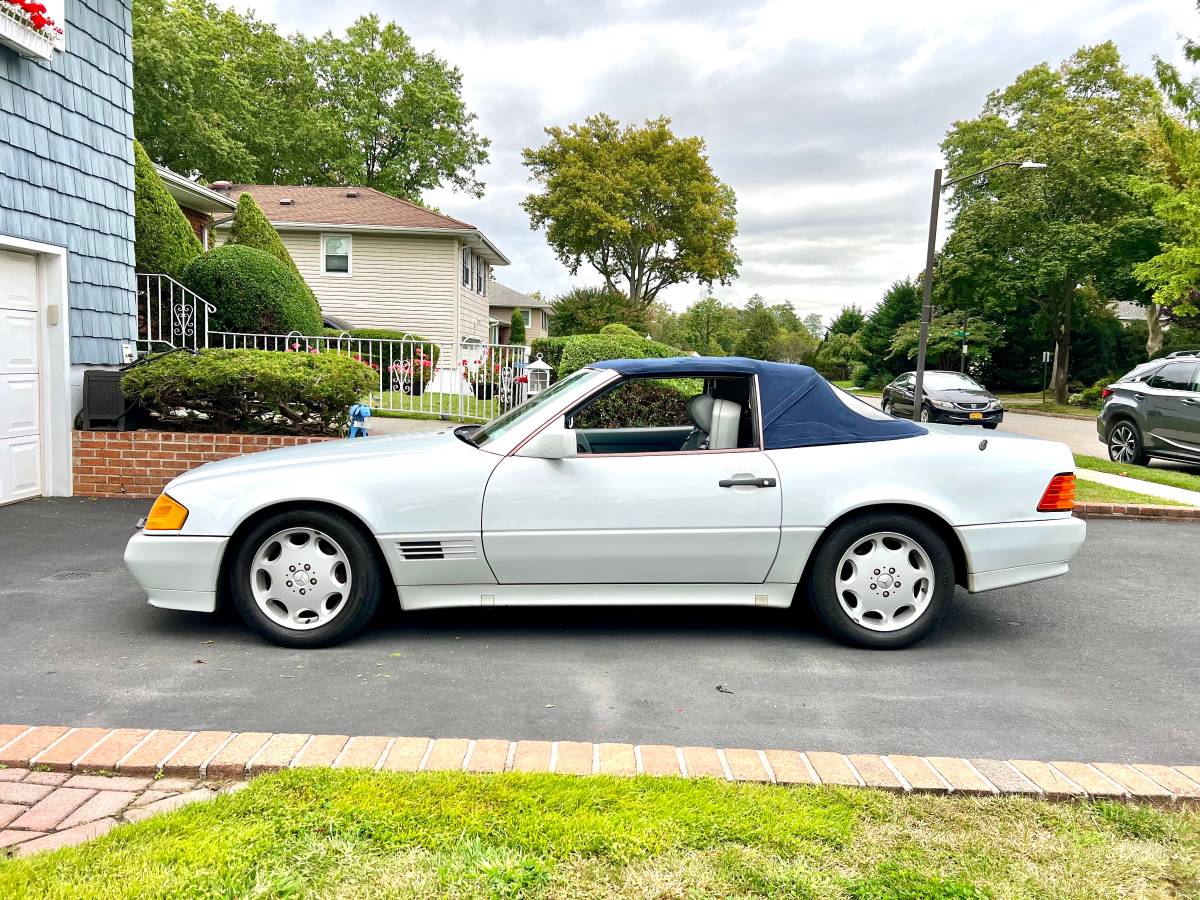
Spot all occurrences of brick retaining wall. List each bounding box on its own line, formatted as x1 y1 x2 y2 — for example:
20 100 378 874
72 431 333 499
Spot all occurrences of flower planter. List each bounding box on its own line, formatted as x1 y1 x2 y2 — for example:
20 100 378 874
0 5 57 60
407 378 426 397
474 383 495 400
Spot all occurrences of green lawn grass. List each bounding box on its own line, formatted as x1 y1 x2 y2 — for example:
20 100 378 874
367 390 502 422
1075 479 1188 506
997 395 1095 418
1076 453 1200 493
1 769 1197 898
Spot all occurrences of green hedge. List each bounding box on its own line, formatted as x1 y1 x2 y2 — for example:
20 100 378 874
322 327 441 389
574 379 692 429
530 337 569 374
184 245 323 335
123 348 375 435
556 333 683 378
133 140 202 279
599 323 643 339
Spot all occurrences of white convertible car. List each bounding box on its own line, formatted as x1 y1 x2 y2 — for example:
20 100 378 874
125 357 1085 650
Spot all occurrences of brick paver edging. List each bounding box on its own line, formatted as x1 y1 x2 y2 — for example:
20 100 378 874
3 724 1198 808
1074 502 1200 520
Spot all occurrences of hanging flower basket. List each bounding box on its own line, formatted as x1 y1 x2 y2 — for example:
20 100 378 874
0 0 62 60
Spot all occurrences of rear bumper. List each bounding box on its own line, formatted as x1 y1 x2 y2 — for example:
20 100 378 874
955 516 1086 593
124 532 227 613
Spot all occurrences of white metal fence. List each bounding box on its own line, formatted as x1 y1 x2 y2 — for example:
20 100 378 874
136 273 213 353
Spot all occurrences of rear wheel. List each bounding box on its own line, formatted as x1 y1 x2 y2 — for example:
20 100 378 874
231 509 382 648
919 405 933 423
882 399 894 417
808 512 954 649
1107 420 1147 465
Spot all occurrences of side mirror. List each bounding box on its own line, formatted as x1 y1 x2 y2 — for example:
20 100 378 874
517 424 577 459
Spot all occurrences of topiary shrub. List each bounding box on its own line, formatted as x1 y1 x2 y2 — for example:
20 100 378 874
530 337 569 376
599 323 642 339
226 193 303 275
133 140 203 279
184 245 324 335
557 333 683 378
122 348 375 435
321 327 441 392
509 309 527 345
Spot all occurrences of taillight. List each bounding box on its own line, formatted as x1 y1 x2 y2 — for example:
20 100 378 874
1101 387 1112 399
1037 473 1076 512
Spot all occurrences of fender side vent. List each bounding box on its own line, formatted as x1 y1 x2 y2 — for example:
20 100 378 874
398 539 476 561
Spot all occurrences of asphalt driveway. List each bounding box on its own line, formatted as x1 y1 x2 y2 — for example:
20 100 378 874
1 497 1196 763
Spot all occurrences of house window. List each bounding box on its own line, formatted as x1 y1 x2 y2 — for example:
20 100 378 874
521 308 532 327
483 266 488 297
322 234 351 275
462 249 470 286
476 259 485 294
541 310 548 330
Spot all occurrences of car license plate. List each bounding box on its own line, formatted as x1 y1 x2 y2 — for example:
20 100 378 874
969 412 983 420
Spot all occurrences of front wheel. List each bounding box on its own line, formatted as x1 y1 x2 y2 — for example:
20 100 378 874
808 513 954 649
1108 420 1147 465
231 509 383 648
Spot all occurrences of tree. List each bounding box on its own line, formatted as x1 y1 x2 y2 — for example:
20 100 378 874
133 3 487 202
509 308 526 345
939 43 1162 402
889 313 1003 372
226 194 301 274
814 332 863 380
856 279 922 386
680 295 739 355
735 296 779 360
523 114 739 307
133 140 203 280
133 0 323 183
801 313 824 340
309 16 489 199
772 329 818 365
827 304 866 337
548 286 648 336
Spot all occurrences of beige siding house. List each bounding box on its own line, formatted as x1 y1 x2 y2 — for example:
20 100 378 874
489 282 551 345
212 184 507 344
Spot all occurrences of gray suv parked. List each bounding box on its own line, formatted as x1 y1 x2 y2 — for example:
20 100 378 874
1097 353 1200 464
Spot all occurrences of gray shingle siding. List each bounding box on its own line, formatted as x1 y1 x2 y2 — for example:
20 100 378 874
0 0 135 365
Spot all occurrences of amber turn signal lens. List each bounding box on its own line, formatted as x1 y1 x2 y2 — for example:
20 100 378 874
1037 473 1076 512
145 493 189 531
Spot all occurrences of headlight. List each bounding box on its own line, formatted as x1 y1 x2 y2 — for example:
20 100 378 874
931 399 956 410
145 493 189 531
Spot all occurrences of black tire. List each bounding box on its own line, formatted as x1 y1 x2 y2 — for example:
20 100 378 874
982 422 998 430
230 508 383 648
1107 419 1148 466
807 512 954 650
919 404 933 424
881 399 893 417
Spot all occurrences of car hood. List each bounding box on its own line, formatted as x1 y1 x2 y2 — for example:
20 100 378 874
929 388 996 403
167 428 464 488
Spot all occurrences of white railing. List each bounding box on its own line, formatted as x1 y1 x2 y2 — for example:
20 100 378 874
209 329 529 423
136 273 214 352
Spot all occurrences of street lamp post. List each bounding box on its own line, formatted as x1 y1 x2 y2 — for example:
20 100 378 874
910 160 1046 422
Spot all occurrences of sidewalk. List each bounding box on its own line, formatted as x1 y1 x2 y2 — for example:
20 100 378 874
1075 467 1200 506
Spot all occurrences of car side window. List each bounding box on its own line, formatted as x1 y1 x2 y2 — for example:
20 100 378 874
1147 362 1197 392
568 375 757 454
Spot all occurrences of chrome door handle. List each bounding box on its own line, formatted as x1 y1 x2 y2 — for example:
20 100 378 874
1183 398 1199 405
719 476 777 488
1134 393 1146 400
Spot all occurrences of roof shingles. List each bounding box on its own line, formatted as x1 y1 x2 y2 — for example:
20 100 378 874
219 184 476 231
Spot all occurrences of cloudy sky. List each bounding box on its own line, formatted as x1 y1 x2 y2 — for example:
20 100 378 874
228 0 1195 319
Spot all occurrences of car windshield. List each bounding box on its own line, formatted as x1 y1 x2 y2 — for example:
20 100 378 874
923 372 984 391
470 368 600 448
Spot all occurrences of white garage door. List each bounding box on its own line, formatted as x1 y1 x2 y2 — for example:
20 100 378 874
0 250 41 505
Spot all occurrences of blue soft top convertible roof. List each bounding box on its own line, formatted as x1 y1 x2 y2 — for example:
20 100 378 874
590 357 927 450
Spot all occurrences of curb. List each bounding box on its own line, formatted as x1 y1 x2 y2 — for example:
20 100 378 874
2 724 1198 804
1003 407 1096 421
1074 502 1200 521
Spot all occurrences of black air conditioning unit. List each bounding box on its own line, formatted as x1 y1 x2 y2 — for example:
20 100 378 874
81 369 129 430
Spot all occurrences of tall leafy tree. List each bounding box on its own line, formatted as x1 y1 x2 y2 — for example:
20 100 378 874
509 309 526 345
856 279 922 386
523 114 740 307
938 43 1162 402
309 16 489 199
548 287 648 336
801 313 825 340
826 304 866 337
680 295 739 355
890 313 1003 372
815 332 863 380
735 296 779 360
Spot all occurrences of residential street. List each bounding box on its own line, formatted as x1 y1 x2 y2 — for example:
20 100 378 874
998 411 1105 456
2 497 1196 764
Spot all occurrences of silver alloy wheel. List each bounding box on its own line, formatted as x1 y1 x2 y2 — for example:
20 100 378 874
835 531 935 632
919 406 931 423
882 400 893 417
250 528 352 631
1109 424 1137 463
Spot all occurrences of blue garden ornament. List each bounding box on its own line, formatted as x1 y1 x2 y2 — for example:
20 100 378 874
348 403 371 438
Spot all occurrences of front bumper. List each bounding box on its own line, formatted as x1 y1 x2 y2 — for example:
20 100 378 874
124 532 228 613
929 408 1004 426
955 515 1086 593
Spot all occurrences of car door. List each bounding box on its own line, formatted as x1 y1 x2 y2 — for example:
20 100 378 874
891 374 916 417
1144 361 1200 454
481 451 782 585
